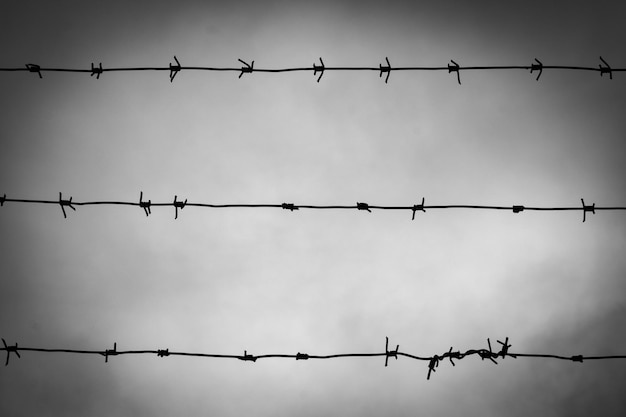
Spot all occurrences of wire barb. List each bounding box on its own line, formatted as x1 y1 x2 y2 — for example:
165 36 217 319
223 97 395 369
427 355 440 380
496 337 516 359
139 191 151 216
0 193 6 207
581 198 595 222
2 338 21 366
157 349 170 357
173 195 187 219
238 59 254 78
25 63 42 78
530 58 543 81
379 57 391 83
104 342 117 363
169 56 181 82
571 355 584 362
58 192 76 218
90 62 103 79
313 57 325 82
599 56 612 79
296 352 309 360
412 197 426 220
356 202 371 213
448 59 461 84
512 205 525 213
478 338 498 364
445 347 460 366
281 203 298 211
239 350 257 362
384 337 399 367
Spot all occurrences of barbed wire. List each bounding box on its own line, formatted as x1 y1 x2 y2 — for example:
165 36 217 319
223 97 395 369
2 337 624 380
1 56 623 84
0 193 623 222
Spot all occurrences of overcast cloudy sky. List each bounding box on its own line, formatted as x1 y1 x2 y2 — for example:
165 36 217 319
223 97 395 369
1 0 626 415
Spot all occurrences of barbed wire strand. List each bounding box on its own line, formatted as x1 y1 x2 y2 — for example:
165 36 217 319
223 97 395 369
1 56 622 83
1 193 623 222
2 337 625 380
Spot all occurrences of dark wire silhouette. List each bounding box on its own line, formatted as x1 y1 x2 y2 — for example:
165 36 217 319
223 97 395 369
2 56 623 83
0 193 623 222
2 337 625 380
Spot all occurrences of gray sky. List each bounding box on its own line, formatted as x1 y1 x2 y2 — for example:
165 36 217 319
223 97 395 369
1 0 626 415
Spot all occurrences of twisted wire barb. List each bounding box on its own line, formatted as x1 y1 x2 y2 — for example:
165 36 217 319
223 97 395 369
1 56 623 83
2 337 625 380
1 193 624 222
